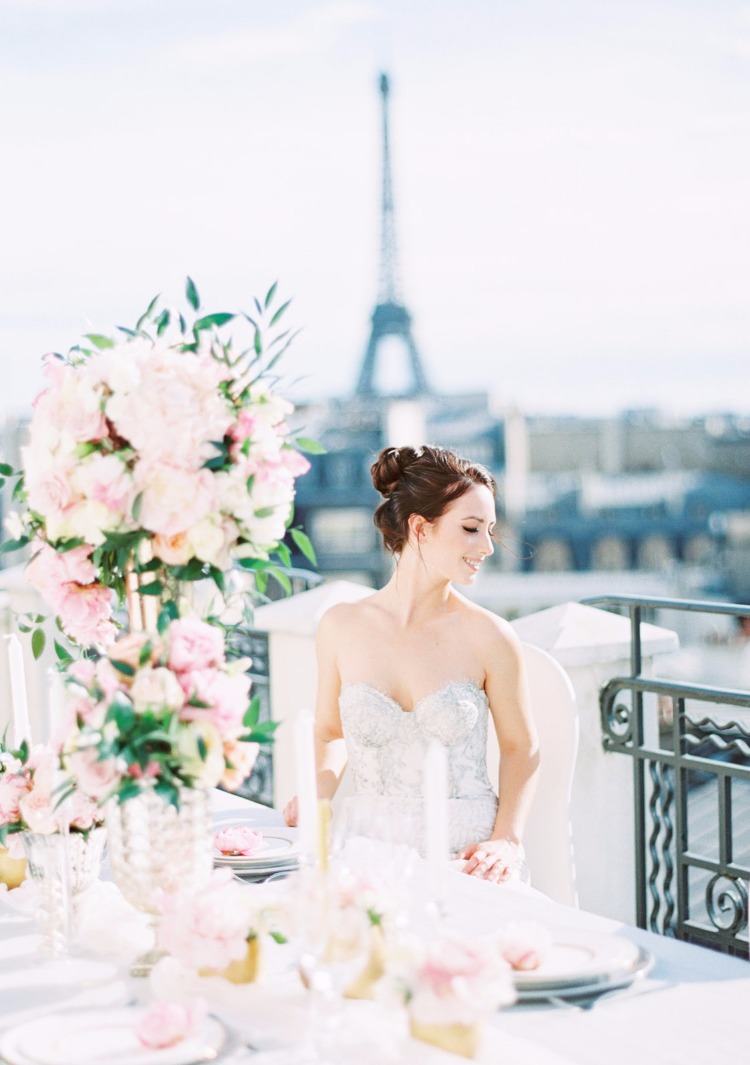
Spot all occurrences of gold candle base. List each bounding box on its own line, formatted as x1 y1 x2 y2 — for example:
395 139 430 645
345 924 386 1000
201 936 262 984
0 846 27 889
409 1016 481 1059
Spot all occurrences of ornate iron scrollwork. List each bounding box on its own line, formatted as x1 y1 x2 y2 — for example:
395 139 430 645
705 875 748 936
601 695 634 746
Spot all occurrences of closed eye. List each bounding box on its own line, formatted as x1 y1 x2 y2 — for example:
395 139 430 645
463 526 479 533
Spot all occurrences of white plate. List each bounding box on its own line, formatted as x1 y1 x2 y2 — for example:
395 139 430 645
515 948 654 1002
212 824 299 869
0 1008 226 1065
512 930 646 991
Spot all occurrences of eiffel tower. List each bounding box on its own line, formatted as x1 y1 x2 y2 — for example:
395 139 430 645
354 74 431 399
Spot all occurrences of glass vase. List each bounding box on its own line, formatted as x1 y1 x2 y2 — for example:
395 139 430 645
105 783 213 975
21 828 106 957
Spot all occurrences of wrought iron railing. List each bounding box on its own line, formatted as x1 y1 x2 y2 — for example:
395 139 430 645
583 594 750 956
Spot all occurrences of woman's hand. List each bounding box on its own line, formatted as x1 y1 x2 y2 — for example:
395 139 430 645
282 795 299 827
456 838 522 883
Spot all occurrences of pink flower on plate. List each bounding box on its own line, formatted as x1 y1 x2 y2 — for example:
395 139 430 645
214 824 263 856
136 1001 202 1050
496 922 551 972
167 617 225 674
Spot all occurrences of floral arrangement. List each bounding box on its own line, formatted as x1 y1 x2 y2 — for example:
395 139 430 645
59 616 271 807
2 279 316 651
396 933 515 1028
156 868 284 974
0 740 104 859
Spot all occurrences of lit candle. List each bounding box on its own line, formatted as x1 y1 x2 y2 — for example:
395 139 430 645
6 635 31 748
423 741 449 900
294 708 318 864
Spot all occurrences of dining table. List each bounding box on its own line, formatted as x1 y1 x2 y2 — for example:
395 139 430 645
1 788 748 1065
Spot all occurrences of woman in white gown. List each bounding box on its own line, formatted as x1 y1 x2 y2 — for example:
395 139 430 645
284 445 539 883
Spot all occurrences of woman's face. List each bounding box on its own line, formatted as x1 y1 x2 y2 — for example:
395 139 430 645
420 483 496 584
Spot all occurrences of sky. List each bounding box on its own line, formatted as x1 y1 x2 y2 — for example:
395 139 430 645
1 0 749 422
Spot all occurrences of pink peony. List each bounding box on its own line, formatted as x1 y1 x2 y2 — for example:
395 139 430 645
130 667 185 715
214 824 263 856
496 922 551 971
56 582 117 648
167 618 225 673
0 773 31 826
134 461 216 538
136 1001 201 1050
157 869 251 970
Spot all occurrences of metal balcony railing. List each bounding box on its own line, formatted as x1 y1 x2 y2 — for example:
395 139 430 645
583 594 750 957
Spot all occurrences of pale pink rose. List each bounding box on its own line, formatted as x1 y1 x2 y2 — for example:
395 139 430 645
56 582 116 648
26 542 71 612
0 773 31 825
41 352 66 389
179 670 250 740
220 740 259 791
186 518 226 566
67 790 101 832
95 657 124 703
130 667 185 715
135 461 216 538
66 748 120 801
67 659 97 686
57 545 98 585
214 824 262 856
136 1001 202 1050
4 833 25 860
24 463 77 520
49 370 108 443
279 447 311 478
167 618 225 673
152 532 192 565
157 869 250 970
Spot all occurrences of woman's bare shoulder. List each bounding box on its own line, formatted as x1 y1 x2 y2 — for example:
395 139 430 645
318 595 380 635
455 597 522 661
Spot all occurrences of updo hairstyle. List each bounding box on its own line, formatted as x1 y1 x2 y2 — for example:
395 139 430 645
371 445 496 554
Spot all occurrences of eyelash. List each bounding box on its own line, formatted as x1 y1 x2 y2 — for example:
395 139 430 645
463 526 479 534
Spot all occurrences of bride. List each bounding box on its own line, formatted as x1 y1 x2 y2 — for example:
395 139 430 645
284 445 539 883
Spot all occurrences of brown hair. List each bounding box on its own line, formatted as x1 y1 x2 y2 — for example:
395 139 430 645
371 445 496 554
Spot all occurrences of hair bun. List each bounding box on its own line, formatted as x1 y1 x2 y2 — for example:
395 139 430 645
370 446 422 497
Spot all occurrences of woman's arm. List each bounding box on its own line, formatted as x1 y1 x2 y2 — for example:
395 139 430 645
459 618 540 880
283 606 348 825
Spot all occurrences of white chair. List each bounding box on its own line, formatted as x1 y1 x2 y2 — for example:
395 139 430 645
487 642 580 906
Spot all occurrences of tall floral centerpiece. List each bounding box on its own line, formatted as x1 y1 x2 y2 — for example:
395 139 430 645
2 280 314 968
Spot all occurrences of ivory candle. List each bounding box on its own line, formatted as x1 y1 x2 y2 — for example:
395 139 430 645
294 708 318 864
6 635 31 747
48 669 66 747
423 741 449 899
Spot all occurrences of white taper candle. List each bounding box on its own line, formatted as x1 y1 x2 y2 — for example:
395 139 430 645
6 634 31 747
294 708 318 863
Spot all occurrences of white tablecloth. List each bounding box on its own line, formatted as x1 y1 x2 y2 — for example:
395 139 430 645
1 790 748 1065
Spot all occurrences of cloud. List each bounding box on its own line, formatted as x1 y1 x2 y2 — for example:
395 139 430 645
163 1 381 67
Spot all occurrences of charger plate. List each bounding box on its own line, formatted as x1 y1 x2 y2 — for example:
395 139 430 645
512 930 652 997
212 820 300 876
0 1008 226 1065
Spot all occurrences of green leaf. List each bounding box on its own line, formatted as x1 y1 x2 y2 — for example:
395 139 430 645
268 298 292 328
0 463 14 477
111 659 136 677
264 281 278 308
135 292 161 330
290 527 317 566
83 333 115 349
132 492 143 522
295 437 326 455
155 309 170 336
157 602 179 634
31 627 46 660
243 696 261 729
253 329 262 357
194 312 235 331
0 537 29 554
116 326 140 338
136 581 164 597
254 506 276 519
274 540 292 568
186 277 200 311
54 640 73 663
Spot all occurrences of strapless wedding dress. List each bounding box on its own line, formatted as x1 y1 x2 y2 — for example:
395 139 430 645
338 680 499 856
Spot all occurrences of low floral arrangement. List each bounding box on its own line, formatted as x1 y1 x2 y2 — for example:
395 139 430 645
1 278 316 652
394 933 515 1058
156 868 285 978
0 740 104 859
59 616 272 807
